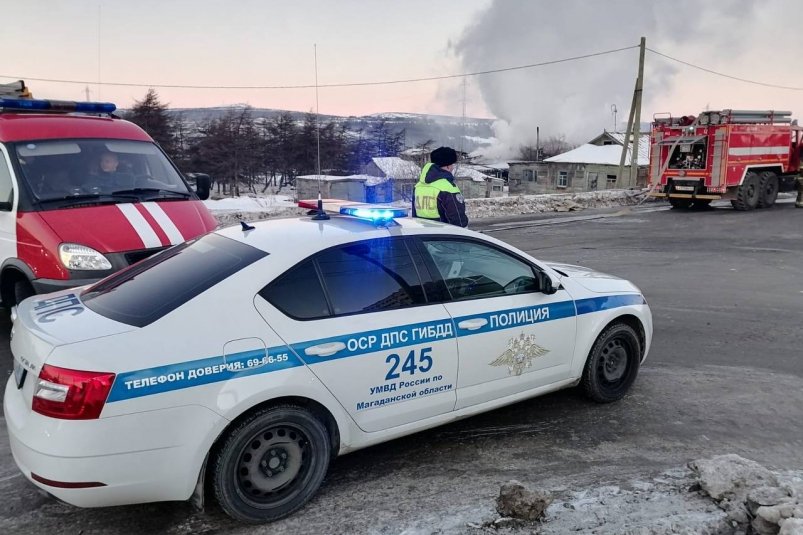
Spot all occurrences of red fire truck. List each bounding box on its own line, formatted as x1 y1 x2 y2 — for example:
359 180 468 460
648 109 802 210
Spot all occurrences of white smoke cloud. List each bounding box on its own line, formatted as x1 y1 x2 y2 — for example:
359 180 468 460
453 0 801 159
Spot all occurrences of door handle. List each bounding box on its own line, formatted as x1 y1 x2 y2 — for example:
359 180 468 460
457 318 488 331
304 342 346 357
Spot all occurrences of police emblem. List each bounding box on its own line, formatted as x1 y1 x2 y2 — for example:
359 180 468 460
489 333 550 376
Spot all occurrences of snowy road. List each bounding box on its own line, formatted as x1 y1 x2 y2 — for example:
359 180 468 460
1 202 801 534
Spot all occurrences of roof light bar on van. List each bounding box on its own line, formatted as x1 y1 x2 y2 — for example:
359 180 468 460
0 98 116 114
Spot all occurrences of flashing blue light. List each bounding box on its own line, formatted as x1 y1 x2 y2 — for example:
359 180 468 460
339 205 408 222
0 98 116 114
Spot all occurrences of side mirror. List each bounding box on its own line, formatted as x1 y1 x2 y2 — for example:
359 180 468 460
194 173 211 201
538 271 559 295
0 201 12 212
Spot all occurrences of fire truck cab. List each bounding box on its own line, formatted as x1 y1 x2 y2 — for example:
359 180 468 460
0 81 216 310
648 109 802 210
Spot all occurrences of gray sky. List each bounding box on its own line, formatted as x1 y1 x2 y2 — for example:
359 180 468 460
3 0 802 148
2 0 492 116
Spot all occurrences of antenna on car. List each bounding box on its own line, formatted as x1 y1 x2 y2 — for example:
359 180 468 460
240 221 255 231
311 44 329 221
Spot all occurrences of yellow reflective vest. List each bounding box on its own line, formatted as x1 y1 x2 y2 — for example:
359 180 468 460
414 163 462 220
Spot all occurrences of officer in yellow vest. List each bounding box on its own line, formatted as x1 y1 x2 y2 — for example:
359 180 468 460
412 146 468 227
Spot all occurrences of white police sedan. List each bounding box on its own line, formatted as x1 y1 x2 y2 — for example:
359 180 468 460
5 201 652 523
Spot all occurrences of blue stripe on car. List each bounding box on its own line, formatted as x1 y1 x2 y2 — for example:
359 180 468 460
106 293 645 402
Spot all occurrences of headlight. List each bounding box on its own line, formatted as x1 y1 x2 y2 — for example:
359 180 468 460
58 243 112 271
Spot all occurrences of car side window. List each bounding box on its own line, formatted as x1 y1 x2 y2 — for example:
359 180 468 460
421 239 539 300
316 238 426 316
0 150 15 209
259 260 330 320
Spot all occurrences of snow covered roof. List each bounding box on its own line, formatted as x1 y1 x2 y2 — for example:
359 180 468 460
453 165 492 182
371 157 421 179
544 143 648 166
605 132 650 164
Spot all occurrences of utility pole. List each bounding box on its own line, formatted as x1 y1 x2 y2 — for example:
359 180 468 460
618 37 645 188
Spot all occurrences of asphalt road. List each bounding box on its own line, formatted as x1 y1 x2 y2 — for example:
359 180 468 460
1 201 802 534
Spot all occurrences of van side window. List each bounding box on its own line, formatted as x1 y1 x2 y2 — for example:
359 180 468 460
0 151 14 209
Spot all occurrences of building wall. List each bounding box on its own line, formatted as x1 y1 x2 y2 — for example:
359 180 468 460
508 162 646 194
296 179 367 202
455 177 505 198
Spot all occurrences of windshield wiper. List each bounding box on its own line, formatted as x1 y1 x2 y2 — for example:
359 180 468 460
38 193 140 204
112 188 192 199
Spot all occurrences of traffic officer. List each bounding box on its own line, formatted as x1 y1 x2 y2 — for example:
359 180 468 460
412 146 469 227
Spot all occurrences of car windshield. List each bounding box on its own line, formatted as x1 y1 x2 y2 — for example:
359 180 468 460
11 139 192 203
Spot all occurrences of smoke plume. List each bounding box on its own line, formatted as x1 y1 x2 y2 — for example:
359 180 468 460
454 0 801 159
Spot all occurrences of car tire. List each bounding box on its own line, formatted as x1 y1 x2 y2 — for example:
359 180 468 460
757 171 779 208
581 323 641 403
732 172 760 211
213 405 331 524
14 279 35 307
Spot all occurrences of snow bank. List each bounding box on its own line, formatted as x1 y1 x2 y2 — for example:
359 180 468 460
465 189 647 219
205 190 652 228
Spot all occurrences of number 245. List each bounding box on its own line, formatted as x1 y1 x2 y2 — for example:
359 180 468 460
385 347 433 380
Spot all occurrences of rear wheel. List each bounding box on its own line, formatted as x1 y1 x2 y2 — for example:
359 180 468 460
669 198 692 209
757 171 779 208
581 323 641 403
213 405 331 524
732 172 760 211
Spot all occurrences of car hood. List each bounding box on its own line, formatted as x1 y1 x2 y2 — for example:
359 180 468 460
546 262 640 294
36 200 214 253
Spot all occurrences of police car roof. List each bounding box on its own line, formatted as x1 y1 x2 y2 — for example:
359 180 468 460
0 114 152 143
216 215 475 260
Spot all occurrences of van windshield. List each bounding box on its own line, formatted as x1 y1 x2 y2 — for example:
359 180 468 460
11 139 192 204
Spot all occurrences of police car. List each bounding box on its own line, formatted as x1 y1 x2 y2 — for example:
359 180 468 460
4 200 652 523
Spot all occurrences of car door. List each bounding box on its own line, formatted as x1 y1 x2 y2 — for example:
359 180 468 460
254 237 458 433
0 145 18 269
414 237 577 410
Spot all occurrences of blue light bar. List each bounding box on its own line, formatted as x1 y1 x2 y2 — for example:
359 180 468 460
0 98 116 114
339 205 408 222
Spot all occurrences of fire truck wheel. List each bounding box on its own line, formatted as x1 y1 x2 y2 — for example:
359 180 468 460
669 198 692 209
757 171 779 208
732 172 760 211
690 199 712 210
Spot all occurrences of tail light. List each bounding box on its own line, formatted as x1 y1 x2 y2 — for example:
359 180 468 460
32 365 116 420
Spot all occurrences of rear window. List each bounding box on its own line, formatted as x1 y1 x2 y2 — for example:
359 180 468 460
82 233 267 327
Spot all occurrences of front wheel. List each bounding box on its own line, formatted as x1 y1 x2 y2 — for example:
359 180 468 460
213 405 331 523
581 323 641 403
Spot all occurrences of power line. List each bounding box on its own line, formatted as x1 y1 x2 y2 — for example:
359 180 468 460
0 45 639 91
647 48 803 91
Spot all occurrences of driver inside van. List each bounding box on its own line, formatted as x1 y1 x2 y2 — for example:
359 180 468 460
90 151 133 190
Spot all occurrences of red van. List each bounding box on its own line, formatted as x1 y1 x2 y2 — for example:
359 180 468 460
0 87 216 309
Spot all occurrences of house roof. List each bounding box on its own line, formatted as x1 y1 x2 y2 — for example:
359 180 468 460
453 165 492 182
544 143 649 166
371 157 421 179
587 131 651 164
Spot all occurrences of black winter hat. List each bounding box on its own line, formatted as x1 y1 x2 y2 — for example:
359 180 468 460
431 146 457 167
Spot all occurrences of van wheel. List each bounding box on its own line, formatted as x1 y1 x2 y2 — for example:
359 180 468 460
14 280 35 306
581 323 641 403
213 405 330 524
